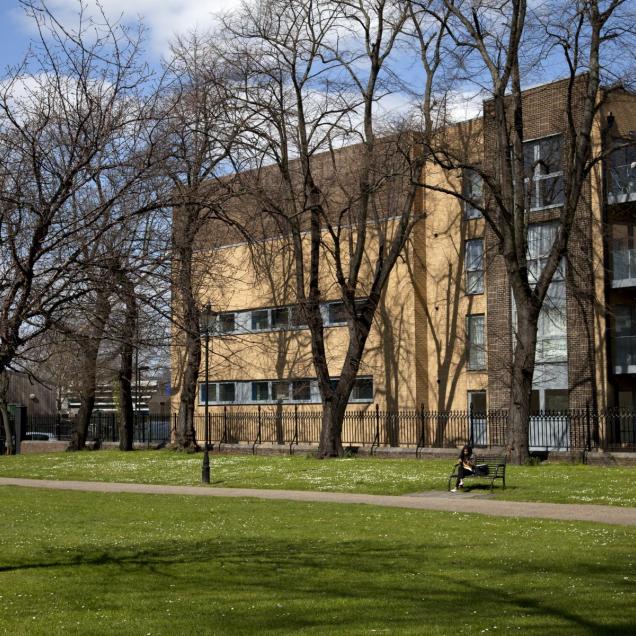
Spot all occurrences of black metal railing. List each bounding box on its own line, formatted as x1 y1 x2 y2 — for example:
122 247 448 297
189 406 636 453
24 413 172 445
17 407 636 454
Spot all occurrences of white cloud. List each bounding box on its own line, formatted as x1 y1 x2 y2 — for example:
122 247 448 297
20 0 243 58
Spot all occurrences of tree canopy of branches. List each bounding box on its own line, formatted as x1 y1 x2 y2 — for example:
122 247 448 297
204 0 448 456
415 0 635 462
0 1 163 452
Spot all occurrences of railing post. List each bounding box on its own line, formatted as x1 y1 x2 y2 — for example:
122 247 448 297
416 403 426 458
370 403 380 455
252 405 262 455
289 404 299 455
585 402 591 453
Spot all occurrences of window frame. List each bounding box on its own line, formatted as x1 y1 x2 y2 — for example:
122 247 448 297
463 168 483 219
465 238 484 295
217 312 236 334
523 134 564 211
251 309 270 331
466 314 486 371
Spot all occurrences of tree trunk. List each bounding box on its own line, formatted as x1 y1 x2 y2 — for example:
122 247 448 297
506 301 540 464
118 350 135 451
0 371 14 455
117 271 137 451
68 287 111 451
319 400 347 457
175 327 200 450
172 206 201 451
70 393 95 451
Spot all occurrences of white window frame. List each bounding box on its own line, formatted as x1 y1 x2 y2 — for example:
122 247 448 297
465 238 484 295
466 315 486 371
524 135 564 211
463 168 483 219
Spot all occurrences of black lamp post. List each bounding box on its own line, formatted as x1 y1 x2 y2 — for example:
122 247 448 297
200 302 214 484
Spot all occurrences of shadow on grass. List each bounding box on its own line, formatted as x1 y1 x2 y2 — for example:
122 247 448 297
2 534 633 634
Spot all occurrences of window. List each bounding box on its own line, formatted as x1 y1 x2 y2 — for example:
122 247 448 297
271 307 290 329
466 315 486 370
610 224 636 285
527 222 567 363
524 135 564 209
251 309 269 331
465 239 484 294
467 316 486 370
199 382 235 404
614 305 636 372
468 391 487 414
290 305 308 328
217 313 235 334
463 168 483 219
199 377 372 405
218 383 235 402
272 381 290 401
531 389 569 412
351 378 373 402
251 382 269 402
527 222 564 285
545 389 568 412
199 383 217 404
327 302 347 325
291 380 311 401
608 143 636 203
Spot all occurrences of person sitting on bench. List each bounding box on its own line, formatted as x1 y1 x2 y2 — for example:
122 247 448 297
452 444 474 492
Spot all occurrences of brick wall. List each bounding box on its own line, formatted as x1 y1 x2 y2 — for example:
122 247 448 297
483 77 600 412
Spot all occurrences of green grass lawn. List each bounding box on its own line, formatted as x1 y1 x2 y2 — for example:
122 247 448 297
1 450 635 507
1 486 635 635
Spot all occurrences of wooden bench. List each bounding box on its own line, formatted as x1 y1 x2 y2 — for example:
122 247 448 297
447 454 507 491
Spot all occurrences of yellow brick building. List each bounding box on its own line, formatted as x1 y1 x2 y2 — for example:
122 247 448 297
171 78 636 448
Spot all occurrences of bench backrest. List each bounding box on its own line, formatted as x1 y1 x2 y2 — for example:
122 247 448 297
475 455 506 469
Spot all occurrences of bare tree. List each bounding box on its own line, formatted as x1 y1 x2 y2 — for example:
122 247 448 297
215 0 447 456
415 0 635 462
0 0 162 451
164 34 248 449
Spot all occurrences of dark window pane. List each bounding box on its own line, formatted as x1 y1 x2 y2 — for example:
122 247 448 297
545 389 568 412
530 390 541 412
290 305 308 327
273 381 290 401
328 302 347 324
352 378 373 401
539 136 562 174
469 391 487 413
539 175 564 207
218 313 235 334
200 383 217 403
292 380 311 401
271 307 289 329
219 383 235 402
252 382 269 401
523 143 535 179
251 309 269 330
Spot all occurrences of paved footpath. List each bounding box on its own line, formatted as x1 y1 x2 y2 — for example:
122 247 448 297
2 477 636 526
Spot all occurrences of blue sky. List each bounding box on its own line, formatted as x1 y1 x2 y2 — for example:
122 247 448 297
0 0 235 73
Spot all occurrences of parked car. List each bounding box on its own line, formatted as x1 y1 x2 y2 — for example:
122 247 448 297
23 432 58 441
